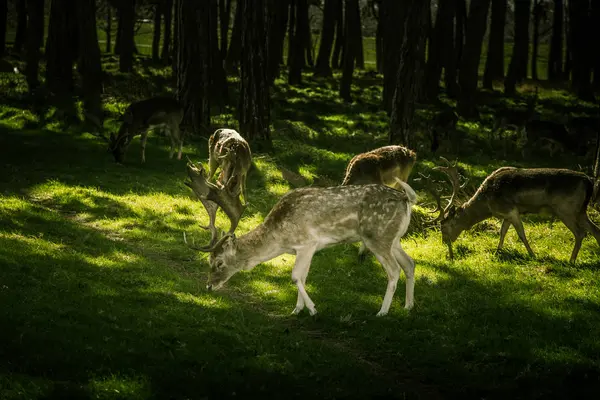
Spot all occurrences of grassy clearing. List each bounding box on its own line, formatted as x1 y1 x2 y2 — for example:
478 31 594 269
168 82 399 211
2 41 600 400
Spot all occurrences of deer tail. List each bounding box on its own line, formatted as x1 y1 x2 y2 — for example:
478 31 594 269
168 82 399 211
394 178 417 206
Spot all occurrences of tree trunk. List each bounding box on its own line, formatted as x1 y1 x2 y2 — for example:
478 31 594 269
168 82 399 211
287 0 296 66
218 0 231 60
457 0 490 117
161 0 173 62
425 0 454 101
483 0 506 89
441 0 459 97
314 0 337 77
172 0 179 77
454 0 466 72
295 0 310 67
289 0 305 85
25 0 44 93
239 0 270 143
592 0 600 89
14 0 27 53
340 0 359 102
267 0 289 82
504 0 531 96
389 0 428 146
381 0 405 113
77 0 104 127
0 0 7 57
331 0 344 69
225 0 242 73
115 7 121 54
209 0 228 109
119 0 135 72
531 0 543 80
46 0 77 97
105 6 112 53
375 1 383 73
563 4 571 81
355 1 364 69
548 0 563 81
177 0 210 133
152 2 162 63
569 0 593 100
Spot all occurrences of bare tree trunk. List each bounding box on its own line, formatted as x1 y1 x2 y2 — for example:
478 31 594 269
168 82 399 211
296 0 310 67
374 1 383 73
287 0 296 66
152 2 162 62
457 0 490 117
331 0 344 69
289 0 305 85
389 0 428 146
267 0 289 82
105 6 112 53
161 0 173 62
225 0 242 73
0 0 7 57
504 0 531 96
218 0 232 60
548 0 563 81
46 0 77 97
314 0 337 77
172 0 179 77
340 0 358 102
239 0 270 143
25 0 44 93
355 1 364 69
209 0 228 109
531 0 543 80
441 0 459 97
569 0 593 100
119 0 135 72
483 0 506 89
564 4 571 81
14 0 27 53
454 0 466 72
591 0 600 89
381 0 405 113
425 0 455 101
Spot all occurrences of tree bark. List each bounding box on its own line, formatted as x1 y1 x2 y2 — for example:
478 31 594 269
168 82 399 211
172 0 179 77
483 0 506 89
331 0 344 69
177 0 210 133
239 0 270 143
531 0 543 80
314 0 337 77
355 1 364 69
389 0 428 146
374 0 383 73
591 0 600 89
288 0 305 85
14 0 27 53
152 2 162 63
218 0 231 60
209 0 228 109
548 0 563 81
457 0 490 117
225 0 242 73
454 0 466 72
161 0 173 62
267 0 289 82
569 0 593 100
381 0 405 113
340 0 359 102
119 0 136 72
46 0 77 97
441 0 459 97
287 0 296 66
296 0 310 67
504 0 531 96
0 0 7 57
25 0 44 93
425 0 455 100
105 5 112 53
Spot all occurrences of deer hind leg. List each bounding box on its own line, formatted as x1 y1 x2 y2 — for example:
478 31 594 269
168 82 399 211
391 242 415 310
357 242 371 262
556 211 588 263
365 240 401 317
506 212 535 257
497 219 511 251
582 214 600 248
291 247 317 316
140 130 149 163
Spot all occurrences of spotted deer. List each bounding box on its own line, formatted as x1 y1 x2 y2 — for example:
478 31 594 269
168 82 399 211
432 159 600 263
342 145 417 261
108 97 184 164
207 129 252 206
185 179 419 317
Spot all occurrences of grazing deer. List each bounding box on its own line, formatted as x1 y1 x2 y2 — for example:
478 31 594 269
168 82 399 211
186 180 418 317
433 160 600 263
108 97 184 164
342 145 417 261
184 161 246 243
207 129 252 206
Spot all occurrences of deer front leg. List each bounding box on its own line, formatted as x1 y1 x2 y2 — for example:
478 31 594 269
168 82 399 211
291 247 317 316
497 219 511 250
140 130 149 163
240 173 248 206
507 213 535 257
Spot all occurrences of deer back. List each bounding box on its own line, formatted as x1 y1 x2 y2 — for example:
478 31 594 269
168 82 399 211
342 145 417 186
208 129 252 190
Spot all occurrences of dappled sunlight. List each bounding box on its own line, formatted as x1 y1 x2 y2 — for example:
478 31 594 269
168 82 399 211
88 374 151 400
171 291 233 310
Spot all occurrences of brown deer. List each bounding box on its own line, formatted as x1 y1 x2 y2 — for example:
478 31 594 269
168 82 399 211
108 97 184 164
185 180 419 317
433 160 600 263
207 129 252 206
342 145 417 261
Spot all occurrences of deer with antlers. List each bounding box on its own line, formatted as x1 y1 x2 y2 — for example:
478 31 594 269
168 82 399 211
431 158 600 263
207 129 252 206
185 173 419 317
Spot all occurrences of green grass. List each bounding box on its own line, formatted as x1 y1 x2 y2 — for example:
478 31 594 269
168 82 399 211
2 36 600 400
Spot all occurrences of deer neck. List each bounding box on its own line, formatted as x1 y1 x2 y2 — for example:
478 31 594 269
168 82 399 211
455 196 492 233
234 224 288 271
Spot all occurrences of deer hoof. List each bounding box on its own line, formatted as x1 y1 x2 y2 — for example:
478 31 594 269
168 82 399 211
308 307 318 316
291 307 303 315
376 310 388 317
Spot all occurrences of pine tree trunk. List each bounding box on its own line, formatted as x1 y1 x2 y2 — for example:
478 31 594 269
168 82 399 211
504 0 531 96
106 6 112 53
590 0 600 89
340 0 358 102
355 1 364 69
389 0 428 146
218 0 231 60
152 2 162 63
267 0 289 82
454 0 466 72
115 8 121 54
531 0 542 80
77 0 104 127
177 0 210 133
425 0 454 101
288 0 305 85
381 0 406 113
564 5 571 81
287 0 296 67
331 0 344 69
25 0 44 93
296 0 310 67
375 2 383 73
569 0 593 100
209 0 228 109
14 0 27 53
0 0 7 57
119 0 135 72
441 0 459 97
172 0 179 77
483 0 506 89
457 0 490 117
225 0 242 73
314 0 337 77
548 0 563 81
46 0 77 97
239 0 270 143
161 0 173 62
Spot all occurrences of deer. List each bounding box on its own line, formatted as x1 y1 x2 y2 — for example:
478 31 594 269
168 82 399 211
341 145 417 261
492 88 539 141
207 129 252 206
184 177 419 317
429 107 459 153
431 158 600 263
107 96 184 164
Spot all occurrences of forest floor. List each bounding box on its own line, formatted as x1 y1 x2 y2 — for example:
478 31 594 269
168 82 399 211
1 53 600 399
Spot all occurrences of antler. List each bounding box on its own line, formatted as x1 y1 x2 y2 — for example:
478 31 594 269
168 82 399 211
430 157 466 221
183 230 233 252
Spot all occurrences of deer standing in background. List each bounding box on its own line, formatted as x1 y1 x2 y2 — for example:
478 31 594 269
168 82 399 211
185 179 419 317
433 159 600 263
108 97 184 164
207 129 252 206
342 145 417 261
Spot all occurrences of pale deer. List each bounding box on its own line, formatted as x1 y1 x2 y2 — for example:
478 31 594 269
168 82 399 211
342 145 417 261
108 97 184 164
185 179 419 317
207 129 252 206
433 160 600 263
